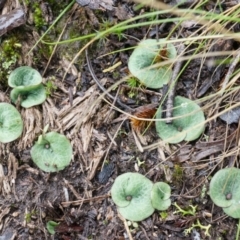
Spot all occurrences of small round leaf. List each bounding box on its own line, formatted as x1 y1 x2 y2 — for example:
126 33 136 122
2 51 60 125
151 182 171 211
10 84 46 108
111 172 154 221
0 103 23 143
8 66 42 88
209 168 240 210
128 39 177 89
31 132 72 172
156 96 205 143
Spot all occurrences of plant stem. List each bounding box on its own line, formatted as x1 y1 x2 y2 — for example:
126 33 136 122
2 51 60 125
165 43 185 123
27 0 75 54
85 49 132 112
236 219 240 240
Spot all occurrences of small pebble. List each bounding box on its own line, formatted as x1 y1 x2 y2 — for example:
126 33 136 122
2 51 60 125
97 163 115 184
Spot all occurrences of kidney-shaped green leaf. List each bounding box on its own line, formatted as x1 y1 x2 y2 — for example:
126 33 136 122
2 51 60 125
128 39 177 89
0 103 23 143
111 172 154 221
209 168 240 211
10 84 46 108
156 96 205 143
151 182 171 211
31 132 72 172
8 66 42 88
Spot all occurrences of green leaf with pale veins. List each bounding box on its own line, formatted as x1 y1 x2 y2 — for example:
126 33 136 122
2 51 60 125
31 132 72 172
209 167 240 217
128 39 177 89
10 84 46 108
156 96 205 143
111 172 154 221
8 66 42 88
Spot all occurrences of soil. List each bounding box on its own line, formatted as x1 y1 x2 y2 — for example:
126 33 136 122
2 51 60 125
0 0 240 240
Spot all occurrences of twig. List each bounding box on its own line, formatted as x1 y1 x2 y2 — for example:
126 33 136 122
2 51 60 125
165 43 185 123
139 225 151 240
63 178 82 200
213 47 240 114
85 49 133 111
197 39 233 97
156 15 159 41
221 48 240 93
118 213 134 240
101 116 128 169
121 84 162 96
68 86 73 106
61 194 110 207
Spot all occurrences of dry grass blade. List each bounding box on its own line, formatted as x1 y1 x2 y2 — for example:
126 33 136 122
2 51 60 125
17 108 42 150
0 153 18 197
58 78 107 132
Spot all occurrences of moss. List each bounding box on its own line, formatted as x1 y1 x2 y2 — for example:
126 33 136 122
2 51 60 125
0 36 21 87
45 78 57 97
172 164 184 183
46 0 71 15
33 2 46 29
24 210 38 223
26 0 29 5
112 71 121 80
32 1 71 29
160 211 168 220
21 0 30 6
